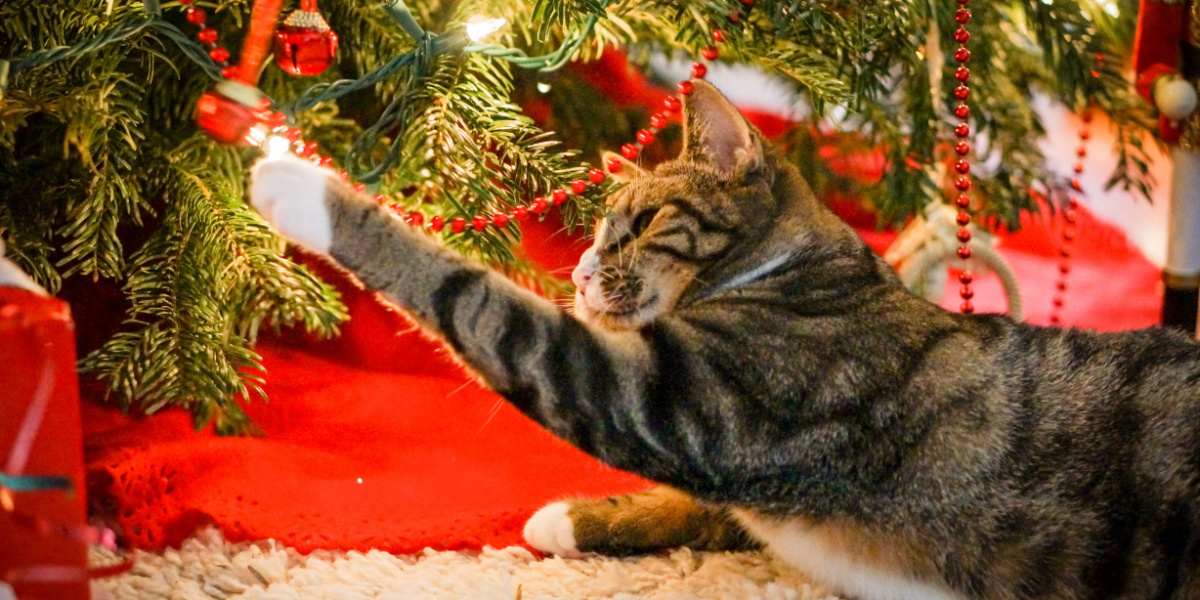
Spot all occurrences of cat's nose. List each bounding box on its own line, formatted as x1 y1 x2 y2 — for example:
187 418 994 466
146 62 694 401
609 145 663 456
573 248 599 289
572 263 594 288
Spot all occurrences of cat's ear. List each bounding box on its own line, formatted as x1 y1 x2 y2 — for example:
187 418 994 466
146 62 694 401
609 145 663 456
680 80 763 179
600 150 648 183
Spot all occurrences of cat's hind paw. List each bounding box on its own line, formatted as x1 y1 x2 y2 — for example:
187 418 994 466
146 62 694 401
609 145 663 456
523 501 582 558
250 156 333 254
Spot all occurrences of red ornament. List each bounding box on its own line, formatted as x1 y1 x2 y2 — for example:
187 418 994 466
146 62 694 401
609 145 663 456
677 80 695 95
588 168 606 184
492 213 509 228
210 47 231 64
955 194 970 208
954 176 971 191
957 246 973 260
954 47 971 63
607 158 623 174
621 143 640 160
221 65 241 79
570 180 588 195
954 27 970 44
663 96 682 113
955 8 971 23
954 84 970 100
472 216 487 232
954 66 970 82
954 123 970 138
692 62 708 79
274 0 339 77
552 189 569 205
955 141 970 156
430 216 445 232
194 80 270 144
954 103 970 119
701 46 719 61
956 227 972 243
649 112 669 129
531 197 548 215
961 301 975 314
513 206 529 221
956 210 971 226
451 217 467 233
636 129 656 145
959 272 974 285
954 159 970 174
712 29 726 43
408 211 424 226
960 286 975 300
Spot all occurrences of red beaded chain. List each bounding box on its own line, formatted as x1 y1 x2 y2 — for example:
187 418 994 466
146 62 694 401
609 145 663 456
187 1 753 237
1048 110 1091 326
180 0 240 79
1048 54 1102 326
267 7 749 236
950 0 976 314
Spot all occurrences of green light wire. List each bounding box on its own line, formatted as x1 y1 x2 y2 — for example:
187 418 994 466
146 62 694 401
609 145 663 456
0 0 609 182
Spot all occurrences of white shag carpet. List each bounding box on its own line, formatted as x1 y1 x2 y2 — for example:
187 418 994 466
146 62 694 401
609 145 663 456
90 528 840 600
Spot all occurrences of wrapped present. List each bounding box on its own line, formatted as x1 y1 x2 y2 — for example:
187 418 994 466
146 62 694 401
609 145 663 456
0 286 88 600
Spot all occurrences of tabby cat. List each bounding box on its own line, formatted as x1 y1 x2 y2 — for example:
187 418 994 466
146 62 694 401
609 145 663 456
250 81 1200 599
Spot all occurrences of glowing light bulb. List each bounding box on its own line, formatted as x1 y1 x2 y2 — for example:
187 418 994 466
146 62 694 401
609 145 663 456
265 135 292 159
243 123 270 146
1092 0 1118 16
466 16 506 42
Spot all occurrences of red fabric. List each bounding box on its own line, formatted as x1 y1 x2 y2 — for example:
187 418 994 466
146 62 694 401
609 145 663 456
1 289 88 600
1133 0 1187 92
81 51 1163 555
1133 0 1189 141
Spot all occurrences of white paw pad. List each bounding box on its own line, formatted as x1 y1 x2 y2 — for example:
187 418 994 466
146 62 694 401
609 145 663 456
523 501 581 558
249 156 333 254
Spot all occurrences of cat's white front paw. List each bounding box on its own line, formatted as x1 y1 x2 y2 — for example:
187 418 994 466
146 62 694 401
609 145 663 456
523 501 582 558
250 156 333 254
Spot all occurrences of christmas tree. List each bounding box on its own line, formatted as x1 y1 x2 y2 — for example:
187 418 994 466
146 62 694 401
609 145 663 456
0 0 1152 432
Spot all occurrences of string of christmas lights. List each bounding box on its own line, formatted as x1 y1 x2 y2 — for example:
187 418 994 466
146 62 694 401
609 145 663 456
241 1 753 238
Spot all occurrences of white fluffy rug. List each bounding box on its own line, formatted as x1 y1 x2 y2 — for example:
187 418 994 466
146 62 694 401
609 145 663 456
90 528 840 599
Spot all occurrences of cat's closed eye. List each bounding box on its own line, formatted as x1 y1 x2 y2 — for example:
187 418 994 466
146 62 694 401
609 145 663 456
630 208 660 236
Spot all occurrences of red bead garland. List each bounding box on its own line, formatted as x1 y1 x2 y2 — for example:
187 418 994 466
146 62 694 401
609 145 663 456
227 4 740 239
951 0 976 314
1049 110 1090 326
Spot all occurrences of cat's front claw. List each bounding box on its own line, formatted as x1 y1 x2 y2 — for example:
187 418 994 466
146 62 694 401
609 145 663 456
249 156 334 254
523 501 582 558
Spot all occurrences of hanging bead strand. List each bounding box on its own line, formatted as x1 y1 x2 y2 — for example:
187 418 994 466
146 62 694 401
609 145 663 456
1049 110 1090 326
951 0 976 314
264 12 734 239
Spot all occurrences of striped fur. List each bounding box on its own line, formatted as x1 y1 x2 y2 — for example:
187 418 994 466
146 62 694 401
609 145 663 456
256 81 1200 599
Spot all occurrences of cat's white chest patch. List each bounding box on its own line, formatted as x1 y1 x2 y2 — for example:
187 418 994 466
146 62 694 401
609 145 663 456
732 510 964 600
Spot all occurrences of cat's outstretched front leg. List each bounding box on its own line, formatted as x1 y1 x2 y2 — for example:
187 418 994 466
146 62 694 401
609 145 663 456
249 156 667 474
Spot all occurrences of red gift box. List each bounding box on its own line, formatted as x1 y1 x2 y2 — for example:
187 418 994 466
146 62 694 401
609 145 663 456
0 287 88 600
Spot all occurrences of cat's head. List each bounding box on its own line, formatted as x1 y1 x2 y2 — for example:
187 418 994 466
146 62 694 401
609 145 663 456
572 80 790 330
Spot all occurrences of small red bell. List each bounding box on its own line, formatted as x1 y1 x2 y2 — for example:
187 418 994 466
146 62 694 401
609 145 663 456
273 0 338 77
195 80 271 144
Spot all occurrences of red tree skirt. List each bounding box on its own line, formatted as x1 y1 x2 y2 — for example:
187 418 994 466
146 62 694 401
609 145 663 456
83 204 1161 553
